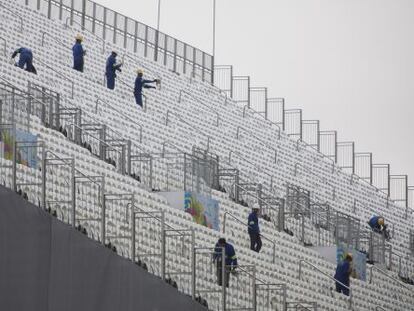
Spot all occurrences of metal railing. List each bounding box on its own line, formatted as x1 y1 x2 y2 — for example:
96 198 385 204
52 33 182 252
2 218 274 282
0 2 23 33
368 264 410 291
227 149 276 191
242 104 282 141
35 58 75 98
178 89 220 127
95 97 143 143
298 259 352 307
294 162 336 201
375 306 386 311
236 126 278 163
286 302 317 311
65 16 106 54
40 31 71 50
0 36 6 57
165 109 211 151
222 211 276 263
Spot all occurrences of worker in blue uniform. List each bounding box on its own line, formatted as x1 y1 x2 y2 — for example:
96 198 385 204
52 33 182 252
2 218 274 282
105 51 123 90
368 215 390 240
134 69 159 108
11 47 37 74
213 238 238 287
248 204 262 253
334 253 353 296
72 34 86 72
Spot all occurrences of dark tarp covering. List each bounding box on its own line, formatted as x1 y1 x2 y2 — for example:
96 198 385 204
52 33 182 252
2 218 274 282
0 185 205 311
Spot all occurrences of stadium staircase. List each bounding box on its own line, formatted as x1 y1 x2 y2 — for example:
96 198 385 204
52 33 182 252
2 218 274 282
0 0 413 310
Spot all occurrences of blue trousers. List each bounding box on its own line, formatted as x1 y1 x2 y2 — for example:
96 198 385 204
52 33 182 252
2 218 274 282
18 54 33 71
335 281 349 296
134 93 143 107
73 58 84 72
106 75 115 90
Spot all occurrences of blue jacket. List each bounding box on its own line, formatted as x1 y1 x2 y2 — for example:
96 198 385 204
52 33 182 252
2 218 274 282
134 77 156 95
368 216 381 230
214 242 238 266
334 260 351 285
12 47 32 60
72 42 85 61
247 212 259 234
105 54 121 77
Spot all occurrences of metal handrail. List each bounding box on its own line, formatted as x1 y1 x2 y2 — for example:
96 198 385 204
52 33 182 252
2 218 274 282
95 97 143 144
0 2 23 33
161 140 186 156
165 109 211 151
298 259 352 307
65 17 106 54
41 31 71 50
294 162 336 201
368 264 410 291
286 301 317 311
296 138 336 174
227 149 276 191
178 89 220 127
222 211 276 263
0 36 6 57
236 126 278 163
241 104 282 140
0 76 49 111
35 58 75 98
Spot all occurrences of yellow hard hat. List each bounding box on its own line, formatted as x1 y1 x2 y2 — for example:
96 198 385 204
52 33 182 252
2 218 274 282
346 253 353 260
75 34 83 41
378 218 384 225
137 69 144 75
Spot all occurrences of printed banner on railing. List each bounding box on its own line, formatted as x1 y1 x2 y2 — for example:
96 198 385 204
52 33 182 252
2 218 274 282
337 243 367 281
0 129 38 168
184 192 219 231
160 191 220 231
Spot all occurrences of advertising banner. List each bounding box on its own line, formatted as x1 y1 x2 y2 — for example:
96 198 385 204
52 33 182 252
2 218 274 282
0 129 38 168
184 192 219 231
160 191 220 231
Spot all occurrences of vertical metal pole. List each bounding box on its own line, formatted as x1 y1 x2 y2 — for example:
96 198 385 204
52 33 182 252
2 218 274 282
41 147 46 209
183 153 187 192
252 267 257 311
149 155 153 190
123 17 128 49
221 247 226 311
161 211 166 280
130 198 136 262
12 142 17 192
222 213 227 233
101 179 106 245
71 159 76 227
191 246 196 300
212 0 216 58
126 140 131 176
81 0 86 29
282 284 287 311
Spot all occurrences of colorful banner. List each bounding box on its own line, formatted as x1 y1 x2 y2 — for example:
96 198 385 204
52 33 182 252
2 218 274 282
184 192 219 231
0 129 38 168
159 191 220 231
337 243 367 281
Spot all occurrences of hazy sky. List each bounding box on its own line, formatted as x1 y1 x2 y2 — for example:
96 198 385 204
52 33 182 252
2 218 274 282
96 0 414 184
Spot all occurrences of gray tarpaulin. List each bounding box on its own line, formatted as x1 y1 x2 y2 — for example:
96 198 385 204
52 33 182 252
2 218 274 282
0 185 206 311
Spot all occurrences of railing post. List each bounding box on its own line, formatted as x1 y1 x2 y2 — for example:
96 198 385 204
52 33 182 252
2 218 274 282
101 186 106 245
252 268 257 311
223 212 227 233
221 247 226 311
12 141 17 192
41 146 46 209
71 159 76 227
191 246 196 300
161 211 166 280
130 203 136 263
298 260 302 280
